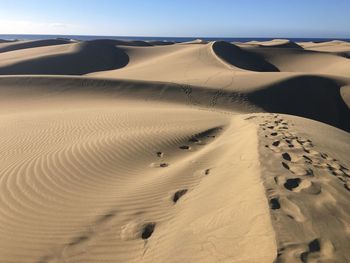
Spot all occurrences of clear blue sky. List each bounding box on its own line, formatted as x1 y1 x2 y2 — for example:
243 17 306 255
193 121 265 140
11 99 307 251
0 0 349 38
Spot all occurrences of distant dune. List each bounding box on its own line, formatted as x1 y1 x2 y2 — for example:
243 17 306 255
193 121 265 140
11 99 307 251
0 38 349 263
253 39 303 49
0 41 129 75
212 41 279 71
0 39 18 43
178 38 208 44
0 38 72 53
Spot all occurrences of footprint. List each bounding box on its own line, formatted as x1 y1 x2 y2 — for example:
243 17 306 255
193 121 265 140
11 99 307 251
40 209 119 262
285 139 292 144
269 197 281 210
330 169 344 176
282 153 292 161
284 132 297 138
67 235 91 247
303 155 313 163
179 145 190 150
341 167 350 177
328 162 341 170
189 137 200 143
284 178 301 191
121 221 156 241
150 163 169 168
320 153 329 160
173 189 188 203
62 231 94 259
312 161 329 169
282 162 313 176
304 149 319 156
283 178 321 194
141 223 156 240
272 141 280 147
300 239 321 262
290 139 303 149
297 138 312 144
95 210 117 225
280 197 305 222
282 152 302 163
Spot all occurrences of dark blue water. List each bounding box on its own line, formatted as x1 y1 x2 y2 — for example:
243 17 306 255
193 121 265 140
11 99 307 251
1 34 349 43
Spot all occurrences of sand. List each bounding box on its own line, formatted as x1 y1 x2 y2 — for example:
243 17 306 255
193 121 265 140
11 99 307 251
0 38 349 263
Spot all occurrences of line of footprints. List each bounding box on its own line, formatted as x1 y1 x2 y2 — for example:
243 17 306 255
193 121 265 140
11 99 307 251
260 115 350 203
258 114 350 262
142 127 222 240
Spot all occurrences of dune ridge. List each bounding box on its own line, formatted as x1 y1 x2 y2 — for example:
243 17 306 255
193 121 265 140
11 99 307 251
1 75 349 132
0 39 349 262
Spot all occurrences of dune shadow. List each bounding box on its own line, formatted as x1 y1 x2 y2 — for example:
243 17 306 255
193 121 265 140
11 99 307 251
246 76 350 132
212 41 279 72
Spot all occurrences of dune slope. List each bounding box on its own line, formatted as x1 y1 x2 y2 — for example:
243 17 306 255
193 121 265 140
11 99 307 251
0 80 276 262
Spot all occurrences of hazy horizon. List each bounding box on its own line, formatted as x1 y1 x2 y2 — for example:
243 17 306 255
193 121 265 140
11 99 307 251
1 0 349 38
1 33 350 41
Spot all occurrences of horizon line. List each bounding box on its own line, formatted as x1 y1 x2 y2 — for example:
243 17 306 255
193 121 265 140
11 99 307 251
0 33 349 40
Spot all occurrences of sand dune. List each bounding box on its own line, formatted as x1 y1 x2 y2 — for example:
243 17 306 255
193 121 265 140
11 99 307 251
87 39 153 47
178 39 208 44
0 39 349 262
212 41 279 71
0 39 72 53
0 41 129 75
300 40 350 53
0 39 17 43
247 47 350 76
147 40 175 46
247 39 303 49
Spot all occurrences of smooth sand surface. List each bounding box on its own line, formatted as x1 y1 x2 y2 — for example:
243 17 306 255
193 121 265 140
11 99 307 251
0 39 349 262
